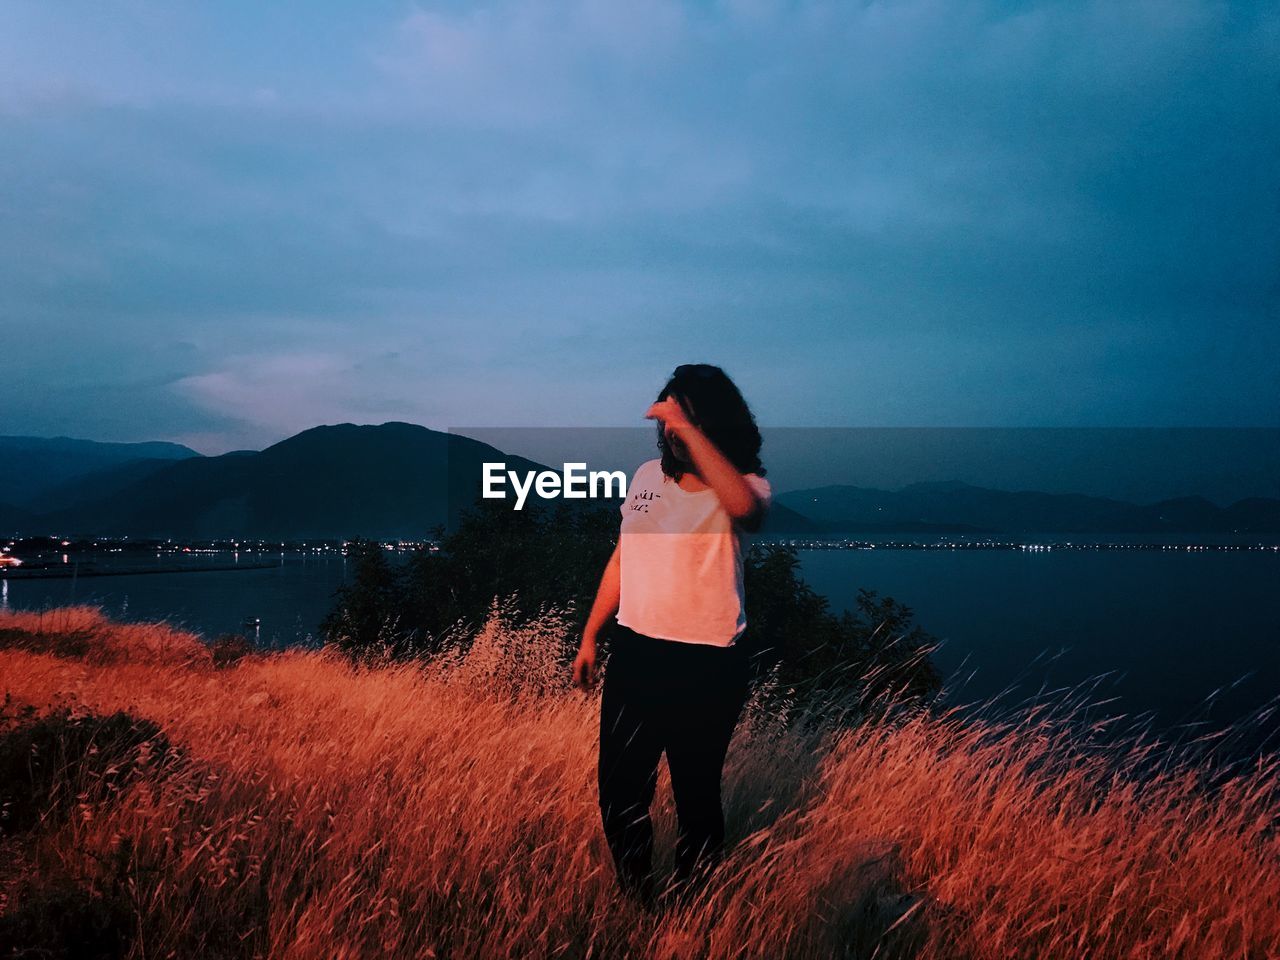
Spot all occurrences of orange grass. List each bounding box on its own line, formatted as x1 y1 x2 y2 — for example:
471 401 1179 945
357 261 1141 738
1 603 1277 959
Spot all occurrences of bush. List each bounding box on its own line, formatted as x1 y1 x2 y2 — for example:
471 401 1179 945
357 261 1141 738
0 707 173 834
210 633 254 669
740 545 942 723
320 500 618 661
0 879 132 960
0 626 97 659
320 498 941 718
319 537 412 661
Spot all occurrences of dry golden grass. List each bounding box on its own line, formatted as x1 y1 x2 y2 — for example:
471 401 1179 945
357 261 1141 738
0 604 208 667
1 603 1276 959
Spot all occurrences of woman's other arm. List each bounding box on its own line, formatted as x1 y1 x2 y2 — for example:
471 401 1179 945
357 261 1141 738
573 539 621 690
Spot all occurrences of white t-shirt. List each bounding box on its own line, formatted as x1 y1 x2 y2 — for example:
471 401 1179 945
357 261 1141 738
615 457 772 647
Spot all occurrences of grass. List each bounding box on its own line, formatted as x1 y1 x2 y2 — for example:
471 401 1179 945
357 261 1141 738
0 603 1276 959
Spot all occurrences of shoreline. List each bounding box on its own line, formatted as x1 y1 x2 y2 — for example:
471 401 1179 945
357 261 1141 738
0 560 283 580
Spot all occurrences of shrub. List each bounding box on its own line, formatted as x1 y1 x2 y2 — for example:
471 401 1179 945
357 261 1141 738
0 626 97 659
320 499 941 718
319 536 411 661
210 633 254 669
0 879 132 960
0 708 172 834
320 501 620 662
740 545 942 724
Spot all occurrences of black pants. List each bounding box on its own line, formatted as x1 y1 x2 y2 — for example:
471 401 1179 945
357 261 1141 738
597 622 750 894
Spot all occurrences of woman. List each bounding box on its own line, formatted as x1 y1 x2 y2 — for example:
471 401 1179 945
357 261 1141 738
572 363 772 908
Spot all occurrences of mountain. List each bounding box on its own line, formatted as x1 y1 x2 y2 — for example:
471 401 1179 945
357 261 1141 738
29 423 559 540
758 428 1280 506
756 501 825 536
9 425 1278 539
776 481 1280 535
0 500 39 536
0 435 201 509
1222 498 1280 533
24 456 205 516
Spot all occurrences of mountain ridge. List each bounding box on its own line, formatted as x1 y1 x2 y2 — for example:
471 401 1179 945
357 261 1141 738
777 483 1280 535
4 426 1277 538
12 423 554 539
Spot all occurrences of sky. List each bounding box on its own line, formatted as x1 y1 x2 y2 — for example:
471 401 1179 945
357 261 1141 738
2 0 1277 456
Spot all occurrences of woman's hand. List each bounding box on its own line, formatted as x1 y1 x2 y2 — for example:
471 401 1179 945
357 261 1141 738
572 636 599 690
644 394 695 434
647 391 766 526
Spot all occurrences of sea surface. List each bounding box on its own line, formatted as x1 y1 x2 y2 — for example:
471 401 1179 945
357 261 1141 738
4 543 1277 751
796 545 1279 747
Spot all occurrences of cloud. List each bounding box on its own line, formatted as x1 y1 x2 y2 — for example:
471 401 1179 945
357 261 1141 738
169 344 447 438
0 0 1276 450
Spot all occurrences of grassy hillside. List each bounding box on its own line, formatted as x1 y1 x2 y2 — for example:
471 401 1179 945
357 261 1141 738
1 605 1276 959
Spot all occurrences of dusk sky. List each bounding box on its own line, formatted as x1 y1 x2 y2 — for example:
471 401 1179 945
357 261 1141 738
3 0 1277 456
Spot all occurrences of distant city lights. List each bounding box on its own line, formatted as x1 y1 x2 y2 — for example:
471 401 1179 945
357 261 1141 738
0 533 1273 583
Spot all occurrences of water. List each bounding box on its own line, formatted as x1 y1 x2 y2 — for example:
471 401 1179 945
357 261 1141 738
797 547 1280 747
3 546 1277 748
1 553 355 651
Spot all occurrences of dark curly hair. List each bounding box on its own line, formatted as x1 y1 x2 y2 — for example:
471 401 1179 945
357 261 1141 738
655 363 765 480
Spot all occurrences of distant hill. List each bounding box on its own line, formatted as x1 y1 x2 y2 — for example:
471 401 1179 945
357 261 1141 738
23 456 206 517
7 426 1278 540
776 481 1280 535
5 423 823 540
0 435 201 509
759 428 1280 506
25 423 565 540
756 501 826 536
0 500 39 535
